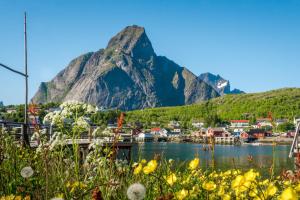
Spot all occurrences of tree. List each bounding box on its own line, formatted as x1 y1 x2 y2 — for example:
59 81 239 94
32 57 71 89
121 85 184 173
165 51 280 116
277 122 295 132
204 113 221 127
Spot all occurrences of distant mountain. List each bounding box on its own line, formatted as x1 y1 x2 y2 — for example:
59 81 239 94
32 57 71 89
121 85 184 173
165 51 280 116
32 25 219 110
0 101 3 108
198 72 244 95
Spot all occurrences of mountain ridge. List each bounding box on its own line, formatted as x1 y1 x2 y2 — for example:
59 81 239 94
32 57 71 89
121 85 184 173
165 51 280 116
126 87 300 124
32 25 220 110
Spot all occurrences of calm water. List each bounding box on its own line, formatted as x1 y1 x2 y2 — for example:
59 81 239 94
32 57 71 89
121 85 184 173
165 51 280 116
132 143 294 173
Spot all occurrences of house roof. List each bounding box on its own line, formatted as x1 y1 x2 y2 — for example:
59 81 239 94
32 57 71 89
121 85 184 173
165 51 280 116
231 120 249 123
257 118 272 122
209 128 225 132
151 127 161 132
247 129 266 134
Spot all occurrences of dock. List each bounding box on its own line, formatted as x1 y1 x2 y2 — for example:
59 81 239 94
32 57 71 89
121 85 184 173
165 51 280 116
0 121 133 161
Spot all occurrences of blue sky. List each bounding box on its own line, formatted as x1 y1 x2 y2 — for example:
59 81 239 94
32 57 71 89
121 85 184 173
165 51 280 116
1 0 300 105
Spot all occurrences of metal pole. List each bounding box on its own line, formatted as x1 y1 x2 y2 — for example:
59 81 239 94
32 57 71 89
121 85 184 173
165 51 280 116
0 63 27 77
23 12 30 146
289 122 300 158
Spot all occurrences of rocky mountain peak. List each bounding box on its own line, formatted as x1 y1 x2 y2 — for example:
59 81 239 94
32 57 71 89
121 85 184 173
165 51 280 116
106 25 155 60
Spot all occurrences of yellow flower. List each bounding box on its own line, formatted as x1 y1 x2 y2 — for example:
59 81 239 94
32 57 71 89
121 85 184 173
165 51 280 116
217 186 225 196
73 181 80 188
295 183 300 192
202 181 217 191
79 182 87 189
143 160 158 174
284 180 291 186
222 194 231 200
249 189 258 197
176 189 189 200
134 163 142 175
232 175 245 189
266 184 277 197
141 159 147 164
231 175 251 193
261 179 269 185
15 196 22 200
1 195 18 200
188 158 199 170
244 169 259 182
165 173 177 186
224 170 231 176
279 187 298 200
233 170 241 175
66 181 71 188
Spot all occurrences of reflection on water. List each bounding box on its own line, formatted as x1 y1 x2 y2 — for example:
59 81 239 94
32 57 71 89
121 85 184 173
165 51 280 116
132 143 294 173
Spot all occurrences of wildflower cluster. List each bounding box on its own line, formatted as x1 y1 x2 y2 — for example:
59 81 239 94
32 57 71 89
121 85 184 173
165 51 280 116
43 101 97 130
130 158 300 200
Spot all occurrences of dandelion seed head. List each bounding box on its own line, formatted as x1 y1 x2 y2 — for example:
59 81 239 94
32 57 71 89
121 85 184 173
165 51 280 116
127 183 146 200
21 166 34 178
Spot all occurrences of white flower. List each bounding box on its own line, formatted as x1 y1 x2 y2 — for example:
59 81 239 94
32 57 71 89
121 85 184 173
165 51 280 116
127 183 146 200
21 166 34 178
49 133 66 150
41 129 47 135
30 132 39 141
87 104 96 113
73 116 90 131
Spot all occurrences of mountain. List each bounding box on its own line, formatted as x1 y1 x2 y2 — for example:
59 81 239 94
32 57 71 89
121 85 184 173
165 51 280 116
0 101 3 108
127 88 300 124
32 25 219 110
198 72 244 95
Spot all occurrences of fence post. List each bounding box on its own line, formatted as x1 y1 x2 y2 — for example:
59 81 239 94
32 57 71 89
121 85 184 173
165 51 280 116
49 124 53 140
1 123 5 135
22 123 30 146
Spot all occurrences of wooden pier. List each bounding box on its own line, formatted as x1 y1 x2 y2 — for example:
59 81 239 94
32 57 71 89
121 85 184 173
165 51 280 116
0 121 133 161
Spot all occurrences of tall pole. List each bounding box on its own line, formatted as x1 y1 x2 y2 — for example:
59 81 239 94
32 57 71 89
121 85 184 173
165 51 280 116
23 12 29 146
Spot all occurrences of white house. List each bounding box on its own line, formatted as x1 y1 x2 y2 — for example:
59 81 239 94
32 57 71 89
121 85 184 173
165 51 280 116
168 121 180 129
191 121 204 129
150 127 168 137
257 118 273 128
173 129 181 134
137 132 154 142
6 108 17 114
230 120 250 128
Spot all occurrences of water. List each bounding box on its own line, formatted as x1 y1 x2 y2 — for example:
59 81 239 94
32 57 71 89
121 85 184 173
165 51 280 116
132 142 294 173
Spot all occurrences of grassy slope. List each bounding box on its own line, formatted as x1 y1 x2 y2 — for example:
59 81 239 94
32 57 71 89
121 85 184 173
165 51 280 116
126 88 300 125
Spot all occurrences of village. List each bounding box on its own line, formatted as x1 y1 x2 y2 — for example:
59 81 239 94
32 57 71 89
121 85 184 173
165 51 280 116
110 118 300 145
1 103 299 146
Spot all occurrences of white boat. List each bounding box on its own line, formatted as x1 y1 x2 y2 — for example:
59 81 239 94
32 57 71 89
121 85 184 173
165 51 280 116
250 142 262 146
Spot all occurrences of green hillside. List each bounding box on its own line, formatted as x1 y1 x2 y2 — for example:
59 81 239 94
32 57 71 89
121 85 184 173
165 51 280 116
126 88 300 127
